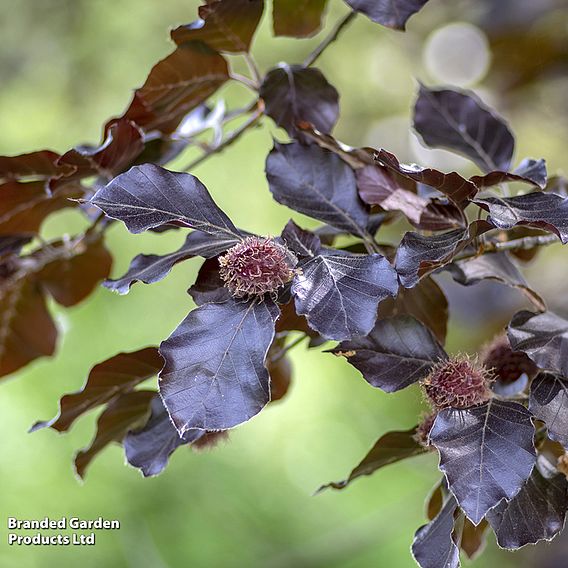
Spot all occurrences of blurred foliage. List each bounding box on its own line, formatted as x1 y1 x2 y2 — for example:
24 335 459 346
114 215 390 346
1 0 567 566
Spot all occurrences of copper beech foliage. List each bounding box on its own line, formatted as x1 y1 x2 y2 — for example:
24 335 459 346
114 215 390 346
3 0 568 565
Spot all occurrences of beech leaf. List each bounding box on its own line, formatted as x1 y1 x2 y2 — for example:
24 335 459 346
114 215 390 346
105 231 238 295
487 468 568 549
318 427 426 491
266 142 369 236
31 347 163 433
159 297 280 433
476 192 568 244
413 85 515 172
508 310 568 376
345 0 430 30
430 400 536 525
470 158 547 190
332 315 447 392
91 164 242 238
124 395 204 477
273 0 328 37
411 494 460 568
529 373 568 447
260 65 339 139
171 0 264 53
292 247 398 341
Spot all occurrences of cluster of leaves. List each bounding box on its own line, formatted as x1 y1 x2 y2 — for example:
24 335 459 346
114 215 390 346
5 0 568 566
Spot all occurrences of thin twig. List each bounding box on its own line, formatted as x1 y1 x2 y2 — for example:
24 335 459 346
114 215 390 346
456 233 559 261
183 104 264 171
303 11 357 67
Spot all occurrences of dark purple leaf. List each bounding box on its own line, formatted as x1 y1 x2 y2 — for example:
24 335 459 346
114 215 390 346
111 42 229 135
91 164 242 238
31 347 163 432
171 0 264 53
447 252 546 311
266 142 368 236
411 494 460 568
124 395 204 477
487 468 568 549
476 192 568 244
187 257 230 305
413 85 514 172
430 400 536 525
273 0 328 37
260 66 339 139
281 219 322 257
332 315 447 391
395 221 491 288
159 297 279 433
376 149 478 205
345 0 430 30
292 247 398 341
508 310 568 376
105 231 238 295
529 373 568 447
379 276 448 343
470 158 547 190
74 390 155 479
318 427 426 492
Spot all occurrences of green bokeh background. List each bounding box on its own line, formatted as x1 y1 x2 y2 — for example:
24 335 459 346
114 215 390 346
1 1 567 566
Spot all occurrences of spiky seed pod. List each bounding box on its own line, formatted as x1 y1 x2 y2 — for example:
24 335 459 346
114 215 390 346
218 236 297 298
414 412 438 449
422 356 493 410
481 333 538 384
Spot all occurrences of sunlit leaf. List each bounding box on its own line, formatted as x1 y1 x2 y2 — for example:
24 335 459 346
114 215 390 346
159 297 279 432
91 164 243 238
430 400 536 525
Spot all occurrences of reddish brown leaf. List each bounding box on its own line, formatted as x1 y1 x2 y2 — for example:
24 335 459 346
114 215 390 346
74 390 155 478
31 347 163 432
113 43 229 134
0 180 81 236
38 238 113 307
273 0 328 38
0 277 57 378
0 150 72 182
58 119 144 179
171 0 264 52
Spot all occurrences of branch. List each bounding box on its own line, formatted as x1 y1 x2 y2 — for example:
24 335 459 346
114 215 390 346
303 11 357 67
182 103 264 171
456 233 559 261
